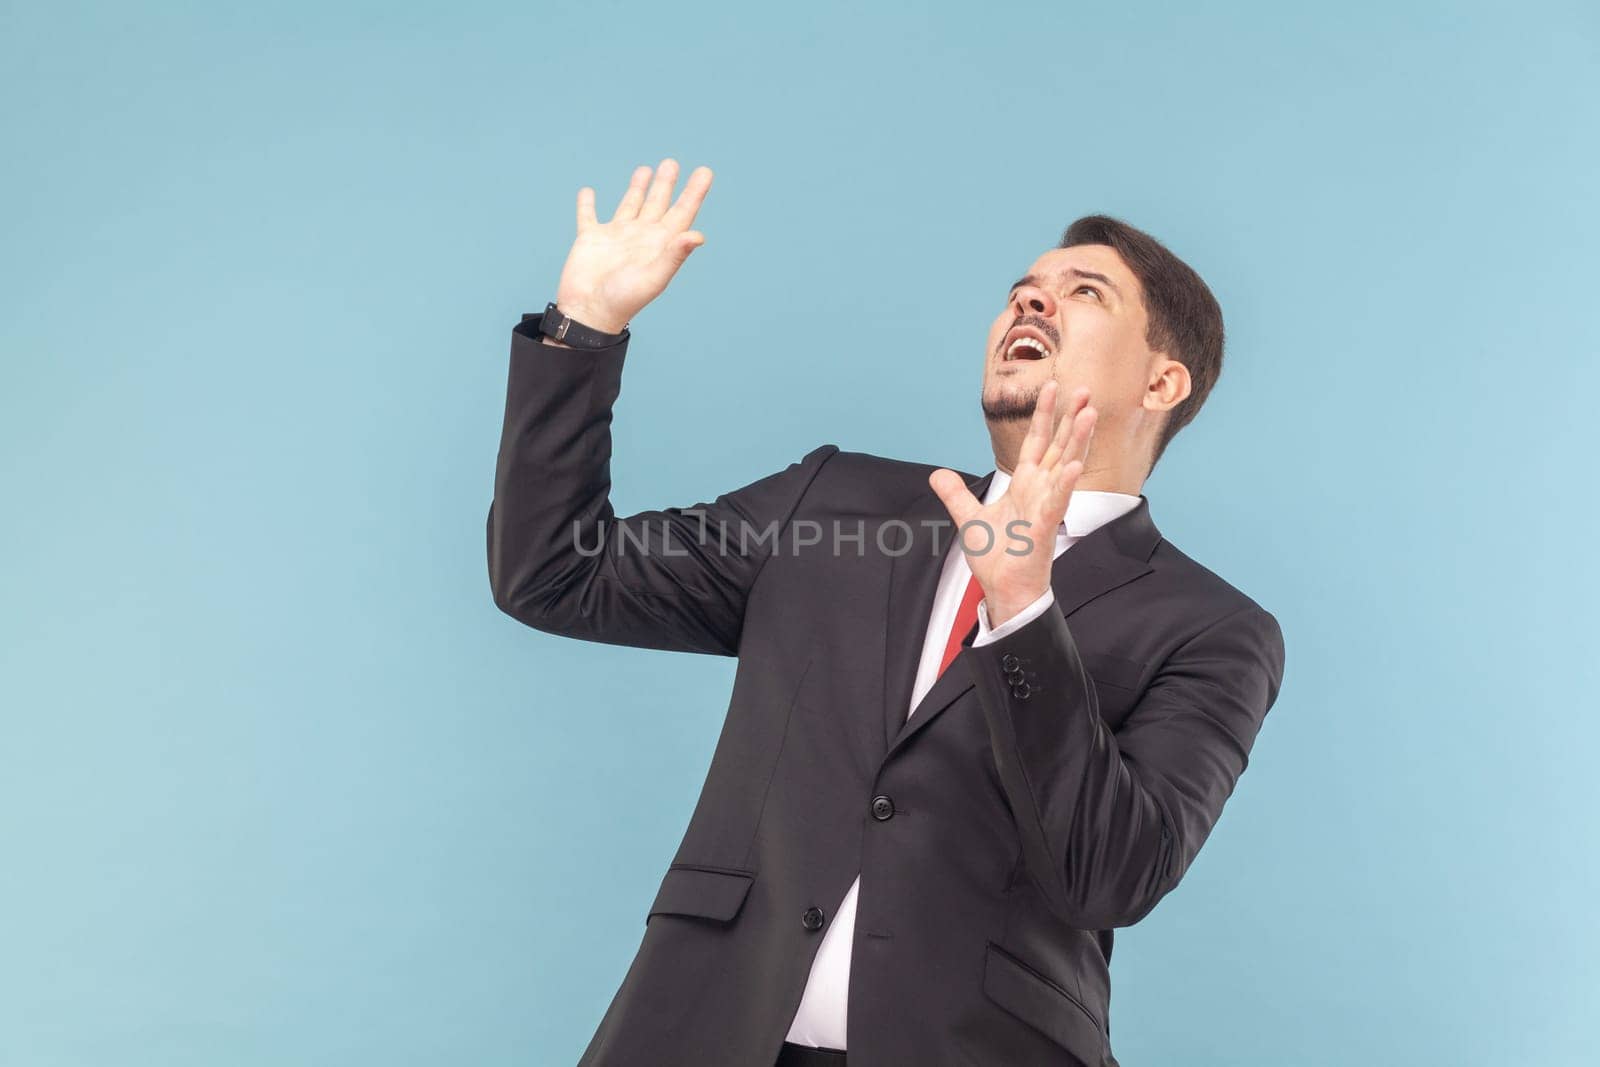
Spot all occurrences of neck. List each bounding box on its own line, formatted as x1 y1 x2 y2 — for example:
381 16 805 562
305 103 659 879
989 418 1149 495
993 457 1145 495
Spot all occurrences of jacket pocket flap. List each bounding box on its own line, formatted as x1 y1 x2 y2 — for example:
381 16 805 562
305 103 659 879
983 941 1108 1063
647 864 756 923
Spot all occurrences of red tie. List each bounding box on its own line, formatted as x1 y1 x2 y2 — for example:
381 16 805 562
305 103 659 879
936 573 984 679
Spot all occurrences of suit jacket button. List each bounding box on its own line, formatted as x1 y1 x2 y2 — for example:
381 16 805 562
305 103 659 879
1001 653 1020 672
1005 668 1026 685
870 795 894 821
802 906 825 931
1012 682 1032 700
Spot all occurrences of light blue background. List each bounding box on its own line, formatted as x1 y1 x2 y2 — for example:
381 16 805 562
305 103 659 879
3 2 1596 1064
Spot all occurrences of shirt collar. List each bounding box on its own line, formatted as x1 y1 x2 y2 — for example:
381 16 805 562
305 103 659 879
982 468 1143 539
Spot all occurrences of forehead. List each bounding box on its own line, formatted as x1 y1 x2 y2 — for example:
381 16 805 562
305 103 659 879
1024 244 1140 296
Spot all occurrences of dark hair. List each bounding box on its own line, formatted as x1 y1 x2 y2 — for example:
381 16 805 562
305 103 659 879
1059 214 1225 472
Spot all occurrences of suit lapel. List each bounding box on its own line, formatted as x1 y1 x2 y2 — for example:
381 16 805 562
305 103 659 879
880 468 993 753
881 483 1163 763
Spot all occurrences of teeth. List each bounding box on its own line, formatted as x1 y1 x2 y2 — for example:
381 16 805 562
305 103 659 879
1007 335 1049 359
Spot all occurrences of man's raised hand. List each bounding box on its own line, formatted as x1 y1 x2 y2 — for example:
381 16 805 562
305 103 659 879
553 158 714 335
929 381 1098 629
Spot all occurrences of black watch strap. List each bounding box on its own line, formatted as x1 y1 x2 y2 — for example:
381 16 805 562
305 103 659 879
537 301 629 349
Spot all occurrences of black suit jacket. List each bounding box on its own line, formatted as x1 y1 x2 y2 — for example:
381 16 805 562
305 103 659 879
488 314 1287 1067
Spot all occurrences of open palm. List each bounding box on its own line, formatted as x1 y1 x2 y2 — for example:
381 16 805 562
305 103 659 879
555 158 714 334
929 381 1098 627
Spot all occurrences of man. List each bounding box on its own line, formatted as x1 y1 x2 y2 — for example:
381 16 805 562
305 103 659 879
488 158 1286 1067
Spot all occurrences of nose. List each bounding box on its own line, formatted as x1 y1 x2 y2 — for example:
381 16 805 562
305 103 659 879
1011 283 1056 318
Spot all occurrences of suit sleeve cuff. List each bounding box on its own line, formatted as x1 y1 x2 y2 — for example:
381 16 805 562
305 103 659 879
515 312 631 354
974 587 1056 647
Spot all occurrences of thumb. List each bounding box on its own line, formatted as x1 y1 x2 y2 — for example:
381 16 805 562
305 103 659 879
670 230 706 262
928 468 979 526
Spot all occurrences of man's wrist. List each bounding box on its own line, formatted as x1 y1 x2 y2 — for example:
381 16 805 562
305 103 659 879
975 586 1056 646
553 299 629 337
986 589 1046 630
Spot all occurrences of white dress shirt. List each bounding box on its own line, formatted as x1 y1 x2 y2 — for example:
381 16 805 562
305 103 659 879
783 470 1142 1049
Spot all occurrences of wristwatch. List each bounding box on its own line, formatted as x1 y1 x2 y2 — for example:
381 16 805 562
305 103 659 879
537 301 629 349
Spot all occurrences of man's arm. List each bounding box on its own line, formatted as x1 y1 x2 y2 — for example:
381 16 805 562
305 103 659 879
931 379 1286 928
487 158 838 655
967 596 1286 929
487 314 837 655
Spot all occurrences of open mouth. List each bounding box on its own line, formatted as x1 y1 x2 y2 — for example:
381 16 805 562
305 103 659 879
1002 328 1054 362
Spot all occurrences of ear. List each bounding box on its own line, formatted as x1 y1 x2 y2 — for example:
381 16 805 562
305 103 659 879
1143 356 1191 415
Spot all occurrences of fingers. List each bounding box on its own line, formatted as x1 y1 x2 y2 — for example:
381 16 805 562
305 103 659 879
1047 395 1096 499
1067 393 1096 472
1016 380 1058 470
1078 416 1096 470
610 165 651 222
602 159 711 230
576 186 598 231
928 468 980 527
1054 457 1085 502
662 165 714 230
1040 385 1092 470
640 158 680 220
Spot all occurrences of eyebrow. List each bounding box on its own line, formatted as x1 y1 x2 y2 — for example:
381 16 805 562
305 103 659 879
1008 268 1123 300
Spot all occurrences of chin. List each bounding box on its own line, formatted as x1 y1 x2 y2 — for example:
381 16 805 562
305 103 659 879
981 382 1040 423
